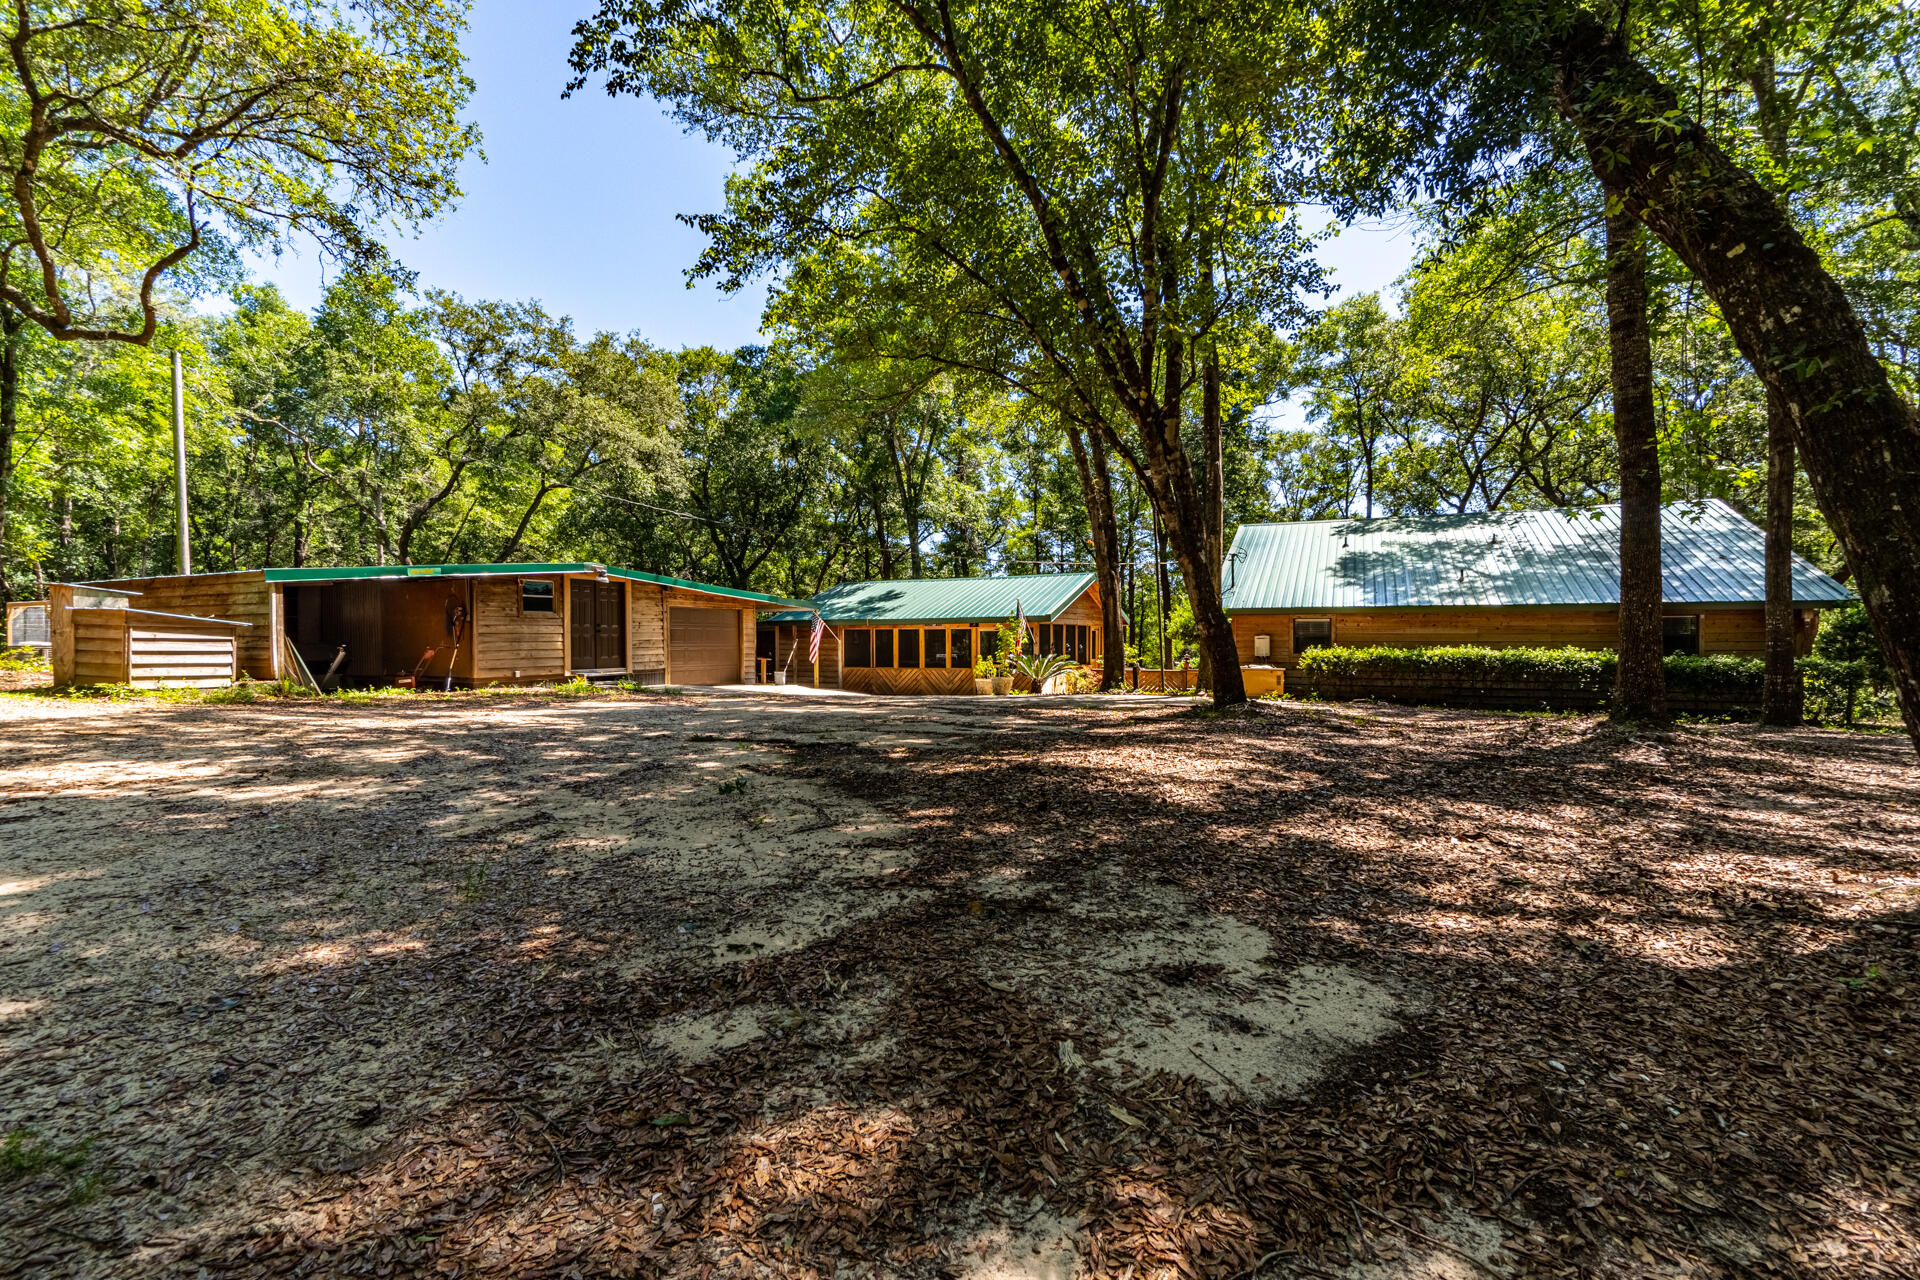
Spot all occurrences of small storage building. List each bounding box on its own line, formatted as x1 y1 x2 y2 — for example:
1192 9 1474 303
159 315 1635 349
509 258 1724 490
1222 500 1854 666
765 572 1108 694
47 584 249 689
63 563 810 689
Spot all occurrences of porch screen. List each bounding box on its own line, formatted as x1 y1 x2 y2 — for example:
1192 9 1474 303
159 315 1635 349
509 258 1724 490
925 628 947 667
898 629 921 668
845 629 872 667
875 629 895 668
950 628 972 670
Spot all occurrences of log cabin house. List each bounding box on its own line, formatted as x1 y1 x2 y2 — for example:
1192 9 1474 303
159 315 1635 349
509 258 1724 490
1221 499 1854 667
60 563 811 689
763 572 1109 694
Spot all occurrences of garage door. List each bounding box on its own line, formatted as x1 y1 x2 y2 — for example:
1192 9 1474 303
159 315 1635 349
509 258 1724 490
670 607 740 685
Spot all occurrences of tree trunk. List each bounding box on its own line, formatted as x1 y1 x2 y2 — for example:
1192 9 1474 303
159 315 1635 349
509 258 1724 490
1067 420 1126 690
1197 348 1225 692
1605 208 1668 723
1548 6 1920 748
1127 289 1245 707
0 299 20 600
871 492 895 579
1763 387 1803 725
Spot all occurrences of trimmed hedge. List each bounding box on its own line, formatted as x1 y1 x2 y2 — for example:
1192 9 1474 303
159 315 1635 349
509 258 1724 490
1296 644 1612 684
1290 644 1896 724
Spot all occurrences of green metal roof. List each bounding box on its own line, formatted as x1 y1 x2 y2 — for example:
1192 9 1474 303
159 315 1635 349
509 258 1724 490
259 563 812 610
767 572 1098 624
1222 500 1855 612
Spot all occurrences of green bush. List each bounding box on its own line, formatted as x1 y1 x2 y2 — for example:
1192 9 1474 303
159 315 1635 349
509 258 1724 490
0 646 49 673
1295 645 1614 688
1661 653 1763 696
1293 642 1897 725
1800 656 1900 726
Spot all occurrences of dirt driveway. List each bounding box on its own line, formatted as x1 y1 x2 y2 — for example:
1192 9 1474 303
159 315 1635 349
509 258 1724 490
2 690 1917 1278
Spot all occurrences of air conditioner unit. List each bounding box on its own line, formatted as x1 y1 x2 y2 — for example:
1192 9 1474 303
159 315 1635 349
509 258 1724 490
1253 633 1271 658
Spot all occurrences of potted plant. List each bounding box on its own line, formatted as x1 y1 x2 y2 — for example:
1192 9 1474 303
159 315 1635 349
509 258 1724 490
990 614 1024 694
1014 652 1075 695
972 654 996 695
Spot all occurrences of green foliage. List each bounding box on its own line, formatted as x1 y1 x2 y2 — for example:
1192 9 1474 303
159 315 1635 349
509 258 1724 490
0 646 47 673
0 0 478 345
1 1130 90 1183
1801 656 1902 727
1813 602 1890 675
1012 652 1075 688
1294 642 1897 726
1297 644 1617 687
971 654 996 680
993 616 1027 676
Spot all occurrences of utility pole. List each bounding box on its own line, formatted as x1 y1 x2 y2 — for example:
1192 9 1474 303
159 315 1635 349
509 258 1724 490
171 351 191 574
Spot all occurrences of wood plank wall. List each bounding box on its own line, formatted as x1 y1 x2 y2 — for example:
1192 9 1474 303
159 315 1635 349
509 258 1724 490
840 666 975 695
86 571 278 678
472 577 565 682
1229 606 1794 668
771 622 841 688
127 622 236 688
70 609 128 686
628 584 754 685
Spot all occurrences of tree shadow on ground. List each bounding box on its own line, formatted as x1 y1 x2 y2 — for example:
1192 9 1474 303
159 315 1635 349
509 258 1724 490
2 696 1914 1278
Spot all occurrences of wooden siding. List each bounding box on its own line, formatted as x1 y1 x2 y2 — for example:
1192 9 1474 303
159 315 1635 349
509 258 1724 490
771 621 840 688
473 576 565 681
128 624 236 688
87 570 277 678
59 605 239 688
70 609 128 687
1229 606 1790 668
628 586 753 685
841 666 975 695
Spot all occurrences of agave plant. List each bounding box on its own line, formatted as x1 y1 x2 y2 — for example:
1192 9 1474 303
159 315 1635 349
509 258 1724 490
1013 652 1076 691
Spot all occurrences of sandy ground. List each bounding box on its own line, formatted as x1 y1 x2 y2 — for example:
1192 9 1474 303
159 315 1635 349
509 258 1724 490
1 690 1916 1278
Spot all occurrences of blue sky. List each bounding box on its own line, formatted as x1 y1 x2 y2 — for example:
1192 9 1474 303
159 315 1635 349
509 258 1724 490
248 0 1418 350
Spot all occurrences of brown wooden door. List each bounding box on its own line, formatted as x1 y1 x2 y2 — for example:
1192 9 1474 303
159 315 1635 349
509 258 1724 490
670 607 739 685
570 580 627 670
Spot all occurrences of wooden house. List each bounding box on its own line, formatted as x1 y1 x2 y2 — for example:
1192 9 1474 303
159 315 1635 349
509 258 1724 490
764 572 1108 694
59 563 810 689
1221 500 1854 668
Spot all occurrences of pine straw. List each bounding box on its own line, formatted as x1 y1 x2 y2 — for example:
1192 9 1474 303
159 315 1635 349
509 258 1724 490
3 695 1915 1278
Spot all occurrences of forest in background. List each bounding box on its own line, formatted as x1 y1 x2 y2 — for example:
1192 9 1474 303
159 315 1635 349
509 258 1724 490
2 200 1902 661
0 0 1915 675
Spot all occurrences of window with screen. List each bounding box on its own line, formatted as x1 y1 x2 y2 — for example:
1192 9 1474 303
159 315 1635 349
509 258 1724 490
1662 615 1701 656
951 628 972 669
898 628 921 668
925 628 947 667
980 630 997 658
846 629 872 667
521 579 556 613
875 629 895 668
1293 618 1333 652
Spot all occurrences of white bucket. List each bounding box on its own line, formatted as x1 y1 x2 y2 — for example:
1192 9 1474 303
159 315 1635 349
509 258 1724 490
773 672 787 685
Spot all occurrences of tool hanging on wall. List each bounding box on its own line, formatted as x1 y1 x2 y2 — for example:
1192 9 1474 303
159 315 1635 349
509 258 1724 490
443 607 466 692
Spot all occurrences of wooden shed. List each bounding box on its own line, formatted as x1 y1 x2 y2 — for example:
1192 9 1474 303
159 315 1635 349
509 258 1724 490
764 573 1108 694
48 583 250 689
74 563 810 689
1221 500 1855 668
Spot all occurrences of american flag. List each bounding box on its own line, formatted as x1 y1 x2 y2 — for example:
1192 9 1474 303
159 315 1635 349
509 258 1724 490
808 613 824 664
1014 599 1027 653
